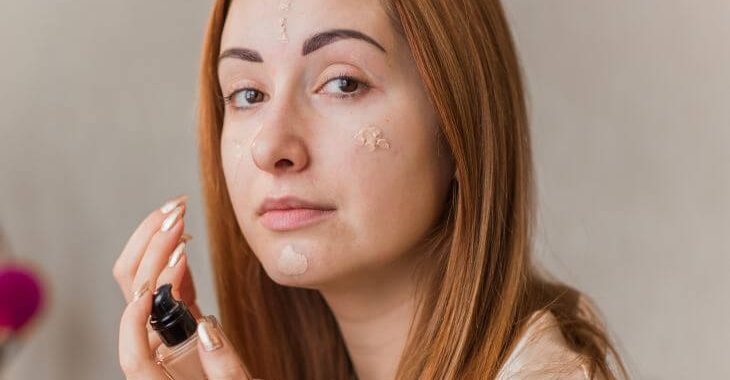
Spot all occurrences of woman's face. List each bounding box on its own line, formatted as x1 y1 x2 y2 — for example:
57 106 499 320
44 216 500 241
218 0 453 287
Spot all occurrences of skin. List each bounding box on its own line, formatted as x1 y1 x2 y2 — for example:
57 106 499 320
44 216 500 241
115 1 453 379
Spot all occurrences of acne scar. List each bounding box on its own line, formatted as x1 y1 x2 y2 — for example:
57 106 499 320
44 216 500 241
354 126 392 152
277 244 308 275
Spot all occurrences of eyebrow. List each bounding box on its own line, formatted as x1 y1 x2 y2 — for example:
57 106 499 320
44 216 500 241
218 28 387 65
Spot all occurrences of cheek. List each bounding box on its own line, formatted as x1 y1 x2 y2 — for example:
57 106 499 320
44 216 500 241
220 125 261 223
345 120 445 262
221 138 246 190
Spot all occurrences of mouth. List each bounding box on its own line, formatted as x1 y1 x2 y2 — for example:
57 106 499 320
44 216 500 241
257 196 336 232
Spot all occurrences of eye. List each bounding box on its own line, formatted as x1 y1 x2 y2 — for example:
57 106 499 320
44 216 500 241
224 88 266 110
319 74 370 99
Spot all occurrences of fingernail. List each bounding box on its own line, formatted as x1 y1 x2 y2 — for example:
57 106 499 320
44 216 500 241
132 280 150 302
160 195 188 214
198 320 223 351
168 240 187 268
161 206 183 232
181 233 193 242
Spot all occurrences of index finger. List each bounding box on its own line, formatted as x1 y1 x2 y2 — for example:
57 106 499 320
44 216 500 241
113 195 188 300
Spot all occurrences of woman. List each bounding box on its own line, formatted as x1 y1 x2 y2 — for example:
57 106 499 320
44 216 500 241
114 0 629 379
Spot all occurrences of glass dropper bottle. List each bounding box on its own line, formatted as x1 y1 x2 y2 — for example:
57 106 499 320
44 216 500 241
150 283 218 380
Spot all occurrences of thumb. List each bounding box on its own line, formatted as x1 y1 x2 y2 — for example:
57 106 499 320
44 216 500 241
197 317 254 380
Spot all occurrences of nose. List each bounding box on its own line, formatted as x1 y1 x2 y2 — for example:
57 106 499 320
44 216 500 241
250 99 310 175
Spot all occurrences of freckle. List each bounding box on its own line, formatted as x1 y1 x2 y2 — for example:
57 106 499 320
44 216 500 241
354 126 392 152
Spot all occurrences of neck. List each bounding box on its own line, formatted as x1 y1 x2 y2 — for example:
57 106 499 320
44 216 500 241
318 254 422 380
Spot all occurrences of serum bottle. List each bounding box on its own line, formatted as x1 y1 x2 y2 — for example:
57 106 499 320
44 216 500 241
150 283 218 380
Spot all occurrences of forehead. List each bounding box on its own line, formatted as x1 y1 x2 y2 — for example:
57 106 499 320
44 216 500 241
220 0 395 57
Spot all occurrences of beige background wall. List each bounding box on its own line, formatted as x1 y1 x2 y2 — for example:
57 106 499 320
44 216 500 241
1 1 727 379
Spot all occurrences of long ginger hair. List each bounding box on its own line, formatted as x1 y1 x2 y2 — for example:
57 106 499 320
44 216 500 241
197 0 629 378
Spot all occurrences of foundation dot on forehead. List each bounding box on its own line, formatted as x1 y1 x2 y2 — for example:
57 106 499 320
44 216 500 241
277 1 291 42
277 244 308 276
354 126 391 152
278 0 292 11
278 17 289 42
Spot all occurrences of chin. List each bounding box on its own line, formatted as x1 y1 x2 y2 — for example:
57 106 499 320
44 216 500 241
243 215 358 290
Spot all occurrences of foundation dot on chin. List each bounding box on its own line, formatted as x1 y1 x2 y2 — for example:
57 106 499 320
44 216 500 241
277 244 308 276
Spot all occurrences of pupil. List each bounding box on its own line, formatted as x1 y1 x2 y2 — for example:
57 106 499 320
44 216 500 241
339 78 358 93
245 90 259 102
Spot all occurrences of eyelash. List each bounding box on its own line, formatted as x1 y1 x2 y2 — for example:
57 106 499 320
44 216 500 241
222 72 370 111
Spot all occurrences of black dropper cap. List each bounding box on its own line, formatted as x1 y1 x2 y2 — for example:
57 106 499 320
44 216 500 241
149 283 197 347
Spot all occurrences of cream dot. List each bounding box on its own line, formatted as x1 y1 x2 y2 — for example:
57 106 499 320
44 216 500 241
354 126 391 152
277 244 308 275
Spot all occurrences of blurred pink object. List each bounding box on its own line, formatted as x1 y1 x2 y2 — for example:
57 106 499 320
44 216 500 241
0 229 46 368
0 264 44 333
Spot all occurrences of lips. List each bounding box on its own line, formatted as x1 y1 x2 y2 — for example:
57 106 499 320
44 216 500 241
257 196 336 232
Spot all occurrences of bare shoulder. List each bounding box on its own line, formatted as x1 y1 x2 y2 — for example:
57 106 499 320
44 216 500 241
496 297 600 380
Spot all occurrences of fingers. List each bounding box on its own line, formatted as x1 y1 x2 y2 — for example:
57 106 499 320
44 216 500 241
157 243 202 319
156 240 191 300
197 318 253 380
115 195 210 380
130 206 188 301
118 282 167 380
113 195 188 301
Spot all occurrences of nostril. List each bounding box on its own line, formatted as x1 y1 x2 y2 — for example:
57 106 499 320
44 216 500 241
274 158 294 169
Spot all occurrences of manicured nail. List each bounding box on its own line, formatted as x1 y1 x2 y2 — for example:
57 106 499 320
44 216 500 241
198 320 222 351
161 206 183 232
132 280 150 302
160 195 188 214
168 240 187 268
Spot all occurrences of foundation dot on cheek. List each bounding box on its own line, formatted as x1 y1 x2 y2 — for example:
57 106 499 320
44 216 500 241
231 139 245 190
276 244 308 276
354 126 391 152
233 139 244 158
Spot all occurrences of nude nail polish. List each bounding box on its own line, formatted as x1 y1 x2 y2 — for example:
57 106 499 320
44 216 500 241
167 240 187 268
197 319 222 351
150 283 218 380
161 206 183 232
160 195 188 214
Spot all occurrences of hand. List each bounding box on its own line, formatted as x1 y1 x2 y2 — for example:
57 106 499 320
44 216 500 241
113 195 255 379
